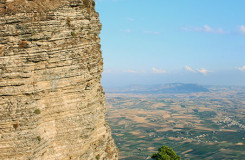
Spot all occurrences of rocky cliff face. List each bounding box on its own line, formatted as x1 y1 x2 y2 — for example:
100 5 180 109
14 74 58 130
0 0 118 159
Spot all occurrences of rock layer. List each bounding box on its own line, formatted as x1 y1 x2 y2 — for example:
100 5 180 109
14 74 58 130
0 0 118 159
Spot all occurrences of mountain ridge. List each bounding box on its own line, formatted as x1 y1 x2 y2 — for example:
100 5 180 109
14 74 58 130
105 83 210 94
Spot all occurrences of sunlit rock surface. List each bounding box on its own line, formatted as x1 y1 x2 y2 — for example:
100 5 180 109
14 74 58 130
0 0 118 159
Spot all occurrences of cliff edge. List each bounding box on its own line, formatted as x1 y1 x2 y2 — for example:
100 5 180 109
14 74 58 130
0 0 118 159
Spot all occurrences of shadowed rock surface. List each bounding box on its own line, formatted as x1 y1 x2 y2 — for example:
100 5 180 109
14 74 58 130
0 0 118 159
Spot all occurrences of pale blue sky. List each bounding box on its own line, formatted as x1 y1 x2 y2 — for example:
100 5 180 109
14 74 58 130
95 0 245 87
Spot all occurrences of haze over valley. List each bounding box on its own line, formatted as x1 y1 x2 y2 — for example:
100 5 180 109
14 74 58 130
105 84 245 159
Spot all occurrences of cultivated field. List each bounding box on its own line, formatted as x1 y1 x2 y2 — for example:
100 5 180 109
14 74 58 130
106 86 245 160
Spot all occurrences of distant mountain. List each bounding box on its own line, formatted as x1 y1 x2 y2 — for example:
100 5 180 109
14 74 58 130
105 83 209 94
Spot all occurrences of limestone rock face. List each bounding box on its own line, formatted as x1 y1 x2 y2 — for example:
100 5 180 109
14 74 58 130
0 0 118 159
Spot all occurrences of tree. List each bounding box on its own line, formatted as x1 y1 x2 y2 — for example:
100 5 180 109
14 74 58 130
151 145 181 160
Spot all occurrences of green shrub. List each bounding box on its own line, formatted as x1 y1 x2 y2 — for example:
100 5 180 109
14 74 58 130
96 154 100 160
37 136 41 142
34 109 41 114
151 145 181 160
71 31 76 37
92 1 95 7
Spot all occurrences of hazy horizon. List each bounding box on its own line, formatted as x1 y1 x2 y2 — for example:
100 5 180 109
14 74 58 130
96 0 245 88
101 71 245 88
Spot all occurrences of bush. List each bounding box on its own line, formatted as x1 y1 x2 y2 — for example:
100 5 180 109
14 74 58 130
34 109 41 114
151 145 181 160
92 1 95 7
71 31 76 37
37 136 41 142
96 154 100 160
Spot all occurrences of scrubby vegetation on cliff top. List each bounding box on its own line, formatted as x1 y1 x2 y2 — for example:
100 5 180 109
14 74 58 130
0 0 95 15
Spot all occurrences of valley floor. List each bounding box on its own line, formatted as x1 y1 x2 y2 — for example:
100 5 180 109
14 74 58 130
106 86 245 159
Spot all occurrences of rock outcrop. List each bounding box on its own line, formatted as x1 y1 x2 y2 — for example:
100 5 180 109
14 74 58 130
0 0 118 159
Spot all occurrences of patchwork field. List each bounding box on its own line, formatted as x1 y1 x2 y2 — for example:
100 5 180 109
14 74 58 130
105 86 245 159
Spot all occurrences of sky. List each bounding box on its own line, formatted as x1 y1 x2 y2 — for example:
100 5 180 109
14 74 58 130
95 0 245 88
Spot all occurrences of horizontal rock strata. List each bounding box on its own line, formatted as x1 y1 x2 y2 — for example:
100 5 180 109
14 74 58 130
0 0 118 159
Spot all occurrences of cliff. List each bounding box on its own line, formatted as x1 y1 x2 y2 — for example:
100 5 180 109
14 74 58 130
0 0 118 159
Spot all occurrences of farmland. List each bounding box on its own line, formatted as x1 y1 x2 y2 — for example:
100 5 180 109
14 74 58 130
106 85 245 159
